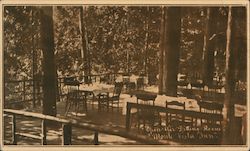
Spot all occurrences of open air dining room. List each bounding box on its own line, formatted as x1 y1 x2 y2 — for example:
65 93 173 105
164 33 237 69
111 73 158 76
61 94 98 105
3 5 248 146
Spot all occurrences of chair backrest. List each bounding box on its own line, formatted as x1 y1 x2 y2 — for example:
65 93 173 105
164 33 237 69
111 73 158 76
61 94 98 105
136 93 157 105
67 90 78 100
181 89 194 99
136 77 144 90
166 100 185 110
166 100 186 125
198 101 223 130
113 82 123 97
123 76 130 84
198 101 223 114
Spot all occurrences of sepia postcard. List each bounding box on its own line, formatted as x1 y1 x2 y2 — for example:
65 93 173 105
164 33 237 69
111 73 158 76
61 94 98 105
0 0 249 151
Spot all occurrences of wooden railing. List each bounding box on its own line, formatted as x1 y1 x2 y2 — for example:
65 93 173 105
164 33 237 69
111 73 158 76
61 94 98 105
125 102 223 130
4 109 171 145
125 102 224 144
5 79 42 108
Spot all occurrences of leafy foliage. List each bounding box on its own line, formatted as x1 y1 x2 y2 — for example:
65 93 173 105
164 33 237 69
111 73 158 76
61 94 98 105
4 6 247 82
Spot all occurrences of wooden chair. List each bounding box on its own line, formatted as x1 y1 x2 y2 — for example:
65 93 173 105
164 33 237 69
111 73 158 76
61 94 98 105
135 94 161 132
123 75 130 90
108 82 123 110
136 77 144 90
198 100 223 143
177 81 189 88
198 101 223 114
191 82 205 90
100 74 110 84
166 100 195 141
166 101 186 127
97 92 109 111
80 90 96 108
97 82 123 111
127 82 136 92
65 90 87 116
181 89 194 99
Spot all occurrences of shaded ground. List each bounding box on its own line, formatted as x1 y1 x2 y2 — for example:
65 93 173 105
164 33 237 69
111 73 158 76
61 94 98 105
4 98 142 145
3 85 246 145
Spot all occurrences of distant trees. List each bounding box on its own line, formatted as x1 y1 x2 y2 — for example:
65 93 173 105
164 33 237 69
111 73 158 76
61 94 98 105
4 6 41 80
4 6 247 85
4 6 247 100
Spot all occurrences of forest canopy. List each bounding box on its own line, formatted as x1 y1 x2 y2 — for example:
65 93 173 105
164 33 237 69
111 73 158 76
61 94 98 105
4 6 247 84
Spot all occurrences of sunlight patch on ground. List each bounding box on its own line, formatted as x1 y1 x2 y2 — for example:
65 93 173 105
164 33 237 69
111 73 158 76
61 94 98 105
69 112 87 116
98 133 137 144
77 134 94 140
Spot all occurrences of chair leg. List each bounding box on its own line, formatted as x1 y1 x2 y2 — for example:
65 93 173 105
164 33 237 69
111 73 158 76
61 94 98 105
91 100 94 109
65 99 69 112
65 102 72 116
98 100 101 112
75 102 79 116
110 101 113 112
137 119 140 131
106 100 109 112
117 101 120 112
143 120 146 132
84 101 88 113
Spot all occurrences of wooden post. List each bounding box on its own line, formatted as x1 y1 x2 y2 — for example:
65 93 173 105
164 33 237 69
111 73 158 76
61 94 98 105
62 124 72 145
126 102 131 131
12 115 17 145
93 131 99 145
41 119 47 145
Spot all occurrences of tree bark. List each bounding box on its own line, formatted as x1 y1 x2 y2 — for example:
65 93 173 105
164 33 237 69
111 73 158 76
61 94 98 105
144 7 149 75
79 6 90 81
203 8 218 85
223 7 242 144
31 8 37 108
159 7 181 96
40 7 57 116
158 7 165 95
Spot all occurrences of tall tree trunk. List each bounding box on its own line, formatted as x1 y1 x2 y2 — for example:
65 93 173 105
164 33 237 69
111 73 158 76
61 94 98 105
202 8 209 74
31 8 37 108
125 8 130 74
159 7 181 96
144 7 149 75
158 7 165 95
223 7 242 144
79 6 89 81
40 7 57 116
203 8 218 85
224 6 234 144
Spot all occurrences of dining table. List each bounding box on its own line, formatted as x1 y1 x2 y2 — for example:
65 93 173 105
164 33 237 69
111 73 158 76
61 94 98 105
122 90 220 115
76 83 115 108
